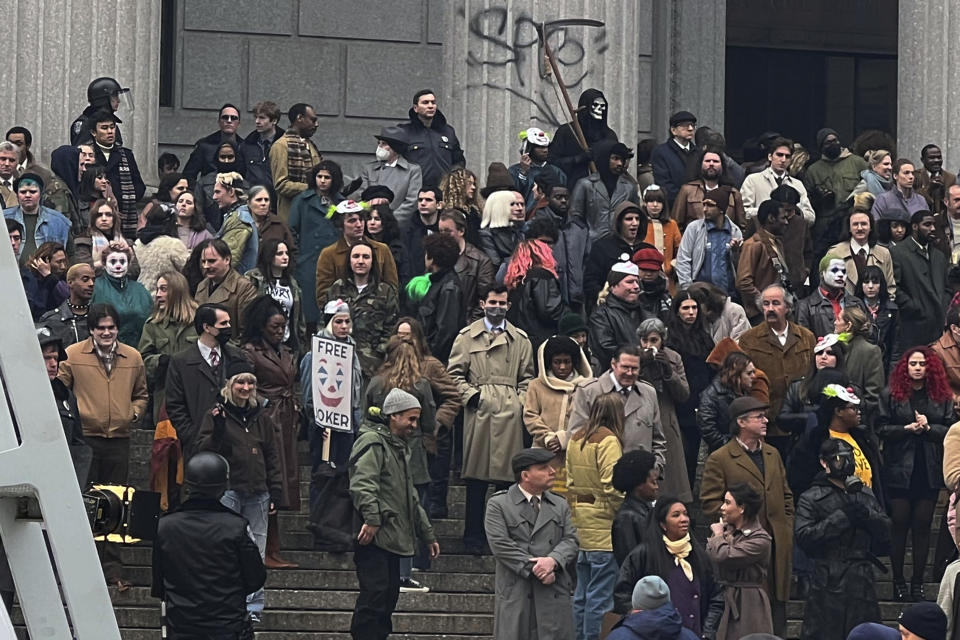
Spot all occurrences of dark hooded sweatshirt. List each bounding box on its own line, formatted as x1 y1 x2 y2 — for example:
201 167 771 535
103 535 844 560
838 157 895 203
549 88 619 188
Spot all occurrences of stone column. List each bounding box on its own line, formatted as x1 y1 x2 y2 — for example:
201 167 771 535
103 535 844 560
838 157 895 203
0 0 161 183
443 0 641 180
648 0 726 139
898 0 958 166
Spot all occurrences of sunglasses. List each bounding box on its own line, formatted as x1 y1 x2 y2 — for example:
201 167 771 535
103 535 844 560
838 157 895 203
220 114 240 122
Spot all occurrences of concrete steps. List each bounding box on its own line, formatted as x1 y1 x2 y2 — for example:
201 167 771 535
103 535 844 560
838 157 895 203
14 428 955 639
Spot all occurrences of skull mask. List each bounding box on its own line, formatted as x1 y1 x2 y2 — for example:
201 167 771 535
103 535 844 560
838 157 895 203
590 98 607 121
105 251 129 279
821 258 846 289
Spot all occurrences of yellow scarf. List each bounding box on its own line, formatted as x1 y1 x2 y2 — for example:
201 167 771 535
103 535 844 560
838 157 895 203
662 534 694 581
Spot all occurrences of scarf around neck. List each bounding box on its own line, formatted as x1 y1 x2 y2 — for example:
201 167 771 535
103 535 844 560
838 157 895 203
662 533 694 581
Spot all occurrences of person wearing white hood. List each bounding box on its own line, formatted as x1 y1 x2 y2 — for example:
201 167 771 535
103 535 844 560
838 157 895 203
299 299 363 471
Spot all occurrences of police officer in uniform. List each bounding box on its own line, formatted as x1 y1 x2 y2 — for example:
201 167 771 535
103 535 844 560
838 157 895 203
152 452 265 640
69 77 130 146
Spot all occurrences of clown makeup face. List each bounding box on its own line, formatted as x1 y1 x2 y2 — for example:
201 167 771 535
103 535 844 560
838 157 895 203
590 97 607 120
104 251 129 279
821 258 846 289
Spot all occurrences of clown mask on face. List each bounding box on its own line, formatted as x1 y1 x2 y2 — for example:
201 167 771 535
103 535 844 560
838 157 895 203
821 258 846 289
105 251 129 279
590 97 607 120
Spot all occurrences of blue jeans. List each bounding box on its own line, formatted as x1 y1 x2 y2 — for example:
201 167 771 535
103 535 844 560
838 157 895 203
221 490 270 613
573 550 618 640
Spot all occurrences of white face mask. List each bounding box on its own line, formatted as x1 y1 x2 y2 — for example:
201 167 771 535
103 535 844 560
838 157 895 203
375 146 391 162
590 98 607 121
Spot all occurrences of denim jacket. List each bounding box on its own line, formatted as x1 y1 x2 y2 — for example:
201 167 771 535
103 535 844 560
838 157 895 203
4 206 72 258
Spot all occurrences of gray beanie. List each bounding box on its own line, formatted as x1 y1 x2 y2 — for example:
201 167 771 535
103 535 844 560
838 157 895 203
382 388 421 415
631 575 670 611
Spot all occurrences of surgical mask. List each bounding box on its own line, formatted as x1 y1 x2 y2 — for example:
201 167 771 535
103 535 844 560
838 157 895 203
484 306 507 325
215 327 232 346
375 146 391 162
822 141 841 160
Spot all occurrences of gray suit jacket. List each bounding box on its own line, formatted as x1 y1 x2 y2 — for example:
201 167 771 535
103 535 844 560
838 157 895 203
567 372 667 471
357 156 422 231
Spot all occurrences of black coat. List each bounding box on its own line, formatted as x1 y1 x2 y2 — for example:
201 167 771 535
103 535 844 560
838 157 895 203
891 239 949 348
21 268 65 320
794 475 891 639
613 537 724 635
548 88 618 188
876 388 953 491
164 343 249 457
583 236 653 309
396 108 465 188
479 223 525 270
152 498 266 635
70 104 123 146
651 140 697 206
588 293 643 368
39 300 90 347
92 144 146 208
403 213 438 278
787 423 883 502
867 300 901 374
611 495 652 566
506 267 566 351
238 127 283 192
415 268 464 362
182 130 246 184
777 378 818 437
795 290 868 339
697 378 736 452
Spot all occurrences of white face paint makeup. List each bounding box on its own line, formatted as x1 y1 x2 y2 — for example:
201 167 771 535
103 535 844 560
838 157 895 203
105 251 129 279
821 258 846 289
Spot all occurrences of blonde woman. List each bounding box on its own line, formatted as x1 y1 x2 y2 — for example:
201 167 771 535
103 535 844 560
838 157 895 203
566 391 625 640
196 360 281 622
479 189 525 271
138 271 198 423
215 172 259 274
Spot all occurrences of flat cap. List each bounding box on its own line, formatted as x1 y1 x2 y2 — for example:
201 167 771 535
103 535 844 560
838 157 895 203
511 447 555 474
669 110 697 127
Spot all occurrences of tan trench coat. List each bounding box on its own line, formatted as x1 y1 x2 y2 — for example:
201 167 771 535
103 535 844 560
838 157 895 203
448 319 534 483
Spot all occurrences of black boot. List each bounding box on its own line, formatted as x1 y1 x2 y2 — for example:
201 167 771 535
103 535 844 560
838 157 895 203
893 580 911 602
911 581 926 601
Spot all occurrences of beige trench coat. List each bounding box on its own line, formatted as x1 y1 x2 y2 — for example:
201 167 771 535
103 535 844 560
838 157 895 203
448 320 535 483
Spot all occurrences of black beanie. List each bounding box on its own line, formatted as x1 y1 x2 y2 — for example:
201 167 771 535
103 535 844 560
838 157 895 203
899 602 947 640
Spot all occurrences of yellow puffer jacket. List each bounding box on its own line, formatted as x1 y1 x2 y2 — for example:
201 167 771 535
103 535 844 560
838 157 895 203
565 427 624 551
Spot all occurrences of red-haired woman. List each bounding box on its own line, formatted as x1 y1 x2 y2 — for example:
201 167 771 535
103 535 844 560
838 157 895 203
504 238 566 350
878 346 955 601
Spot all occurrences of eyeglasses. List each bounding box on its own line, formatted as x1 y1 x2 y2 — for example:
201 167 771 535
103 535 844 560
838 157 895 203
220 115 240 122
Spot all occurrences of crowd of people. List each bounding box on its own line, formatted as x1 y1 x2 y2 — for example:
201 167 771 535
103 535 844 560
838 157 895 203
8 76 960 640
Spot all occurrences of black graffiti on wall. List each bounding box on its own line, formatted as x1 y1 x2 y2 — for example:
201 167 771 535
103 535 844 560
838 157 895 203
466 7 607 126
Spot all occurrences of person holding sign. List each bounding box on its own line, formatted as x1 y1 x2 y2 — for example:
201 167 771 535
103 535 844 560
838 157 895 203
300 299 363 471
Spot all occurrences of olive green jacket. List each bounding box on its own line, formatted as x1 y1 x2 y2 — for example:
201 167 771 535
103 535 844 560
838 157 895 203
349 417 435 556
